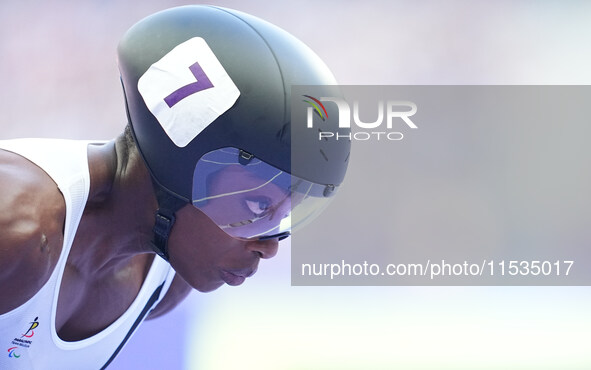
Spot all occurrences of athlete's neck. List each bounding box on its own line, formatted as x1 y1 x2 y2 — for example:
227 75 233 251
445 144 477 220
69 135 158 276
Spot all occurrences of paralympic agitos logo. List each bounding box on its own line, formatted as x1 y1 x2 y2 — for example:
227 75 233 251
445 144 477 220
303 95 418 141
6 317 39 360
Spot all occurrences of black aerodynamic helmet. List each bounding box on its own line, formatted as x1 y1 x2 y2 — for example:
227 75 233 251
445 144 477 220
117 5 350 259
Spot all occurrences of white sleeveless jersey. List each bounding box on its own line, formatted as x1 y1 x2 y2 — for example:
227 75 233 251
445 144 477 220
0 139 175 370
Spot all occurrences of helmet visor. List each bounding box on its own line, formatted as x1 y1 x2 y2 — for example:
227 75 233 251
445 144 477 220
192 147 338 240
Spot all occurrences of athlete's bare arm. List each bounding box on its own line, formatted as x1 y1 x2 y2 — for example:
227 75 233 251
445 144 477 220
0 149 66 314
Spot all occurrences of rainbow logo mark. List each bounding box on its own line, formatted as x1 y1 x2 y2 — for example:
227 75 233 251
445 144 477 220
7 347 20 358
302 95 328 121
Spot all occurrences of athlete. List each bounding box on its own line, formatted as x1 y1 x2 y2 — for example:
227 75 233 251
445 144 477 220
0 5 349 370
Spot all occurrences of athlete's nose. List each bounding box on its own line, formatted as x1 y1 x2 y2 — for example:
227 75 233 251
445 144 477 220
246 238 279 259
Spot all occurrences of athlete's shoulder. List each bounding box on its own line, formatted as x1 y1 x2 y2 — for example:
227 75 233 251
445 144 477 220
0 148 66 314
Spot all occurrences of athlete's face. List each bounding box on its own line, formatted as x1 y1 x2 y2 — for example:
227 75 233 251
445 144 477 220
166 204 279 292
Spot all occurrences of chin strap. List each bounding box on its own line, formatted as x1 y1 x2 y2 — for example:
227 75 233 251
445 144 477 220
151 183 188 261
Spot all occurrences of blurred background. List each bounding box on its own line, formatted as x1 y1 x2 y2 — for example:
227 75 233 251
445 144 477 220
1 0 590 369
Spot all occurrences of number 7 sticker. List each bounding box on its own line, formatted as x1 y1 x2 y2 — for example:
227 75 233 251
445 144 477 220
138 37 240 148
164 61 214 108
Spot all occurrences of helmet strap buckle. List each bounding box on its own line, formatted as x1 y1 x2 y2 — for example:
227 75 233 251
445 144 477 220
150 180 188 261
152 209 176 260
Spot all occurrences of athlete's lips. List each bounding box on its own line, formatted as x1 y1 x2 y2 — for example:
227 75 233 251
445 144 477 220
220 267 257 286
